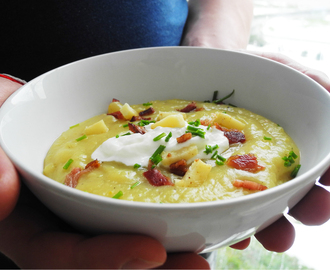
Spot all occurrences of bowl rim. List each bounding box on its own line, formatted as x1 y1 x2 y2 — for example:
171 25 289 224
1 46 330 210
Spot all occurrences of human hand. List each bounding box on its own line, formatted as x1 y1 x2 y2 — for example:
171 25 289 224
181 0 253 50
230 51 330 253
0 78 210 269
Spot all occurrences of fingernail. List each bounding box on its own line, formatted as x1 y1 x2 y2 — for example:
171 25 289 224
121 258 163 269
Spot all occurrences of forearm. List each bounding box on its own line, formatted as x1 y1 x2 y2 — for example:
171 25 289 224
182 0 254 49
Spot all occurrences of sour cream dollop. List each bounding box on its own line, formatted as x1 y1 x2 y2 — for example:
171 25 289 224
92 124 229 168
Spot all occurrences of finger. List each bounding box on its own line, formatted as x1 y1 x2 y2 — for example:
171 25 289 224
254 216 295 252
289 185 330 226
0 78 22 106
246 51 330 92
156 252 210 270
230 237 251 250
0 199 166 269
0 147 20 221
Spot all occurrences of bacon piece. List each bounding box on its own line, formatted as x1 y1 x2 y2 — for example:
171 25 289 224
139 107 155 116
112 98 120 102
233 180 267 191
215 123 246 144
176 132 192 143
64 160 101 188
108 110 125 120
177 102 197 113
227 154 265 173
143 168 174 186
200 119 212 126
169 159 188 176
130 115 151 122
128 123 146 134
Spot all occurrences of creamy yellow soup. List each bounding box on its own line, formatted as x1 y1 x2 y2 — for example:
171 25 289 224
43 99 300 203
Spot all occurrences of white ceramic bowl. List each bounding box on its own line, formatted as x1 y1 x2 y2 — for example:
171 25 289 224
1 47 330 253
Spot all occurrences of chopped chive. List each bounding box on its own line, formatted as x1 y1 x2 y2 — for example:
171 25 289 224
216 160 225 166
143 102 153 106
121 132 131 136
70 123 79 129
264 136 272 140
63 159 74 170
116 134 120 138
123 123 129 127
133 163 141 169
150 145 166 165
186 125 205 138
112 191 123 199
291 164 301 178
165 132 172 142
153 133 166 141
188 119 201 127
207 124 211 130
76 134 87 141
214 89 235 104
138 119 156 126
211 151 218 159
130 181 141 189
282 151 298 167
217 155 226 162
204 145 212 155
212 145 219 151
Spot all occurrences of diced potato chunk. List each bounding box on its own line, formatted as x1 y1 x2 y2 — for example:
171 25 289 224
213 112 245 130
156 111 187 121
85 120 109 135
151 114 186 129
176 159 212 187
108 101 123 114
161 145 198 166
120 103 138 120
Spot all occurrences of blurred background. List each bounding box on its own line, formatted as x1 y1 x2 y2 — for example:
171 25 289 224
212 1 330 269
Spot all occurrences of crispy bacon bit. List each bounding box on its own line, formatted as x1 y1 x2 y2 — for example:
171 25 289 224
108 111 125 119
64 160 101 188
128 123 146 134
130 115 151 122
177 132 192 143
233 180 267 191
227 154 265 173
177 102 197 113
143 168 174 186
169 159 188 176
112 98 120 102
215 123 246 144
200 119 212 126
139 107 155 116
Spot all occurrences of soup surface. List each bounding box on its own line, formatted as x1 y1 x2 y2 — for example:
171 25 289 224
44 98 300 203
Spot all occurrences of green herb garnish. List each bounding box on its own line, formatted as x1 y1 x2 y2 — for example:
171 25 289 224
70 123 79 129
150 145 166 165
186 125 205 138
165 132 172 142
130 181 141 189
214 89 235 104
188 119 201 127
264 136 272 140
143 102 153 106
291 164 301 178
133 163 141 169
121 132 131 136
123 123 129 127
112 191 123 199
63 159 74 170
138 119 156 126
76 134 87 141
282 150 298 167
153 133 166 141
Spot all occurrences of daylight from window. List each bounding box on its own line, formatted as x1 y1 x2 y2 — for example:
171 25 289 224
212 1 330 269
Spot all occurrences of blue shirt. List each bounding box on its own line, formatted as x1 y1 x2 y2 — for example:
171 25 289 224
2 0 188 80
